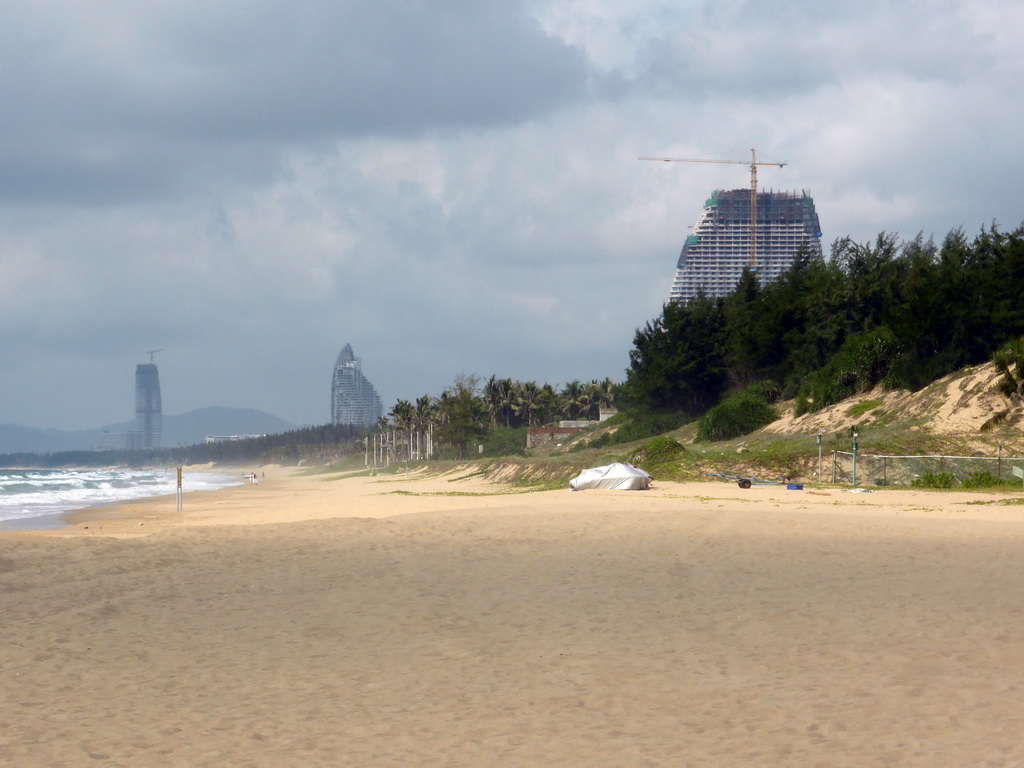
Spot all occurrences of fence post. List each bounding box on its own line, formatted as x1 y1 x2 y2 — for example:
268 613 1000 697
852 430 859 487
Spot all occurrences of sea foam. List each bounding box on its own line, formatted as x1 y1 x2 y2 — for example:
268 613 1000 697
0 468 242 529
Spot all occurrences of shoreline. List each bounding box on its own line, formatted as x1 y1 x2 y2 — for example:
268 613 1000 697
0 464 246 534
8 463 1024 538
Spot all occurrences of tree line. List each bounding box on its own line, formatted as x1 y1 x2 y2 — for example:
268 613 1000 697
380 375 619 459
0 423 367 468
623 225 1024 425
2 378 622 467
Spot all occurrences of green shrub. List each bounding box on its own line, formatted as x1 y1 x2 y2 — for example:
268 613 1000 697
744 380 784 404
961 471 1005 489
626 436 685 468
603 410 689 446
798 327 900 413
915 470 1012 489
480 427 528 458
912 471 958 489
433 444 466 461
696 391 779 442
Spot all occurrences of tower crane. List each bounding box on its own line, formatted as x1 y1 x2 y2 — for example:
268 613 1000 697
147 349 164 364
639 149 786 270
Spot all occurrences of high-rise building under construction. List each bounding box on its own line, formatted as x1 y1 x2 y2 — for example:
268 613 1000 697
132 363 162 449
669 188 823 303
331 344 383 428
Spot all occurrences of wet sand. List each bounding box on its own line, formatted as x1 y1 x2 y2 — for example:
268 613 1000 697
3 466 1024 766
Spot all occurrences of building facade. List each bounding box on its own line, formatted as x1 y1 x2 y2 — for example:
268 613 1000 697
669 189 823 303
331 344 383 428
132 363 162 449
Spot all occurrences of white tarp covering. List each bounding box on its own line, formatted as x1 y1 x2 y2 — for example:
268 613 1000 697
569 462 652 491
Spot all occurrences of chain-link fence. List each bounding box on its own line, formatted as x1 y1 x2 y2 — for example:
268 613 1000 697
830 450 1024 487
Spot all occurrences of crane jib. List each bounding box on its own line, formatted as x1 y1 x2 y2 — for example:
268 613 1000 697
638 149 787 270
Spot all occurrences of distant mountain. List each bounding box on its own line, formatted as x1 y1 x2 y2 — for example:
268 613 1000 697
0 407 297 454
160 407 296 446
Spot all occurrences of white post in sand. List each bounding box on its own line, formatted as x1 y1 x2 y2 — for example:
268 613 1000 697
851 430 859 487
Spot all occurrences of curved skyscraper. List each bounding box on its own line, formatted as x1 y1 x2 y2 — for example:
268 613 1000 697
669 188 823 303
331 344 383 427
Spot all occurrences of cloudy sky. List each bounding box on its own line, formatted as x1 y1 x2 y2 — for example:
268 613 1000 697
2 0 1021 430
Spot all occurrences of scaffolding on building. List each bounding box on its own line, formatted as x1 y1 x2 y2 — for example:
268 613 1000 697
669 188 823 303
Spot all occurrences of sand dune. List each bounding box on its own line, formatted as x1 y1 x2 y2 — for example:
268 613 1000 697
3 467 1024 766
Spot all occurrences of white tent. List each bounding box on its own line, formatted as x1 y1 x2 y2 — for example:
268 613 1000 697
569 462 652 491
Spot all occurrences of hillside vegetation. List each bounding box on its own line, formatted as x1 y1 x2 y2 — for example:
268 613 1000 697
624 226 1024 424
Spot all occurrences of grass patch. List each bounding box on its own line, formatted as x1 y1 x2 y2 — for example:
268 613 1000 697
626 436 685 470
317 469 378 481
383 489 535 497
847 399 883 418
448 469 488 482
503 477 568 492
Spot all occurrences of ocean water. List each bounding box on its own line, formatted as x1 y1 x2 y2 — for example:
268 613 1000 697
0 468 243 530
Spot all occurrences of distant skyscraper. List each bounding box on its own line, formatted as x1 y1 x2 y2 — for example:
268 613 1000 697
331 344 383 427
669 189 823 303
132 363 162 449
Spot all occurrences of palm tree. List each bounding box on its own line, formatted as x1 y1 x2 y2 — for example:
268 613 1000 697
483 376 514 428
560 380 585 420
390 400 415 462
514 381 542 427
497 378 517 427
577 382 597 421
538 382 557 425
435 374 486 457
414 395 437 458
591 377 619 419
372 416 392 467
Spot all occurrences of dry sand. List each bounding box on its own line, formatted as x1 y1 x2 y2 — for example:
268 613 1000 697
3 465 1024 766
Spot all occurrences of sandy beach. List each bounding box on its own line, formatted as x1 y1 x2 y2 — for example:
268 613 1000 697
3 466 1024 766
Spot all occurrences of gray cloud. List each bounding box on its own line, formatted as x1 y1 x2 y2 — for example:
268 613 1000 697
0 0 592 204
639 1 1001 102
0 0 1022 430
